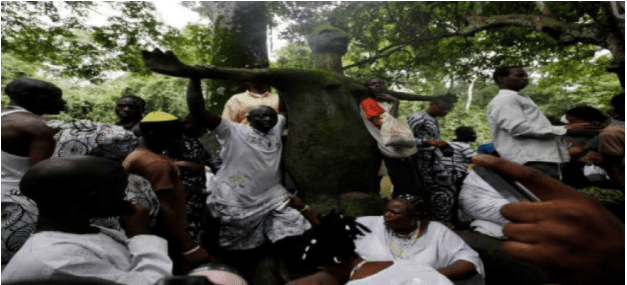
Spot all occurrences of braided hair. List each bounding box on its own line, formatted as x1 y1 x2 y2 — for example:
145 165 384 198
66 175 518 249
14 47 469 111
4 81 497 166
290 210 371 272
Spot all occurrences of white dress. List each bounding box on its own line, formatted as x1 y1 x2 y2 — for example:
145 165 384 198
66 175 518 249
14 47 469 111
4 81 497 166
347 260 453 285
355 216 485 285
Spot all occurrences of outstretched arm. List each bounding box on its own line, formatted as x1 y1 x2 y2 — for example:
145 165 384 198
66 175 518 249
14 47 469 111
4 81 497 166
187 78 222 131
387 90 434 102
143 49 274 84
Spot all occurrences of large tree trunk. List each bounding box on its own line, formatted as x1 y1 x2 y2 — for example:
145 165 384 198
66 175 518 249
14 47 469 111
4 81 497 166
200 2 269 113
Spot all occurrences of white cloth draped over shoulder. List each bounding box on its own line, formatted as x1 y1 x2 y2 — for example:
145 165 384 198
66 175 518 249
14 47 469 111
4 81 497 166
355 216 485 285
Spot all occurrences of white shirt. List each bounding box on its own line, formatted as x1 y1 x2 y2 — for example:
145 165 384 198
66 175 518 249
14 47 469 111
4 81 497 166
2 226 172 285
487 89 569 165
458 171 517 239
347 260 453 285
208 115 288 206
355 216 485 285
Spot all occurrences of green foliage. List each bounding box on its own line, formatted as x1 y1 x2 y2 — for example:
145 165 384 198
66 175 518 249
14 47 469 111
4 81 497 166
2 2 181 82
272 1 623 88
271 43 313 69
578 186 624 204
2 52 190 123
2 1 622 144
532 47 622 118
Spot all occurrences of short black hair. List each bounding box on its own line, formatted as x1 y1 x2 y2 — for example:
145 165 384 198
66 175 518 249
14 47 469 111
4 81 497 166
565 106 608 123
4 77 62 100
183 113 195 123
20 157 127 213
610 93 624 111
365 77 386 87
431 94 456 109
117 95 146 109
492 66 522 84
455 126 475 138
140 120 184 138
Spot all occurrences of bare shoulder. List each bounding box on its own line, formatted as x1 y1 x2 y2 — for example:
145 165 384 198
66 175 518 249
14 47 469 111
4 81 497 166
20 113 57 136
2 112 55 135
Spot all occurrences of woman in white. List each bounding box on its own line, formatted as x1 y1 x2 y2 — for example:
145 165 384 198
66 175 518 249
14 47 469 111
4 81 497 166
286 212 453 285
355 195 485 285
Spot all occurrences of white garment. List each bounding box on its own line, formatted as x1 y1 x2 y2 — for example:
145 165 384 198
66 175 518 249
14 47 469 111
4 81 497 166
347 260 453 285
487 89 569 165
360 101 416 158
208 115 288 206
2 226 172 285
458 172 517 239
1 109 32 191
355 216 485 285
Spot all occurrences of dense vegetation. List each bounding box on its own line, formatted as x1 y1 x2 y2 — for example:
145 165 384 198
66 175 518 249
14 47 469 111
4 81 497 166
2 1 623 148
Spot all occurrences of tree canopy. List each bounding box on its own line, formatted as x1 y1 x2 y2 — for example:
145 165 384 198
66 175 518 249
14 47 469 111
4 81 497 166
1 1 623 146
271 1 624 86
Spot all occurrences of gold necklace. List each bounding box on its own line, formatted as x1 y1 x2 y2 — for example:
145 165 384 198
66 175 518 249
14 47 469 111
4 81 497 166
389 222 421 258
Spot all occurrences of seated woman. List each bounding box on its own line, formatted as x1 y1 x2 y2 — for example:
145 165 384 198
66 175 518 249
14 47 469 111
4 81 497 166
285 211 453 285
355 195 485 285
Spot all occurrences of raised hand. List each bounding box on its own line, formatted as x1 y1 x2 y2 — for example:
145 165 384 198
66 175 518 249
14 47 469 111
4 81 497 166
472 154 624 285
374 93 398 103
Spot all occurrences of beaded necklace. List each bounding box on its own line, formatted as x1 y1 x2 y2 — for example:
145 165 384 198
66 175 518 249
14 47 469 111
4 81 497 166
389 221 421 258
349 260 368 279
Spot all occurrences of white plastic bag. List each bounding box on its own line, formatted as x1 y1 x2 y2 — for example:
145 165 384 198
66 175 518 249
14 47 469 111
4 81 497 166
583 165 610 182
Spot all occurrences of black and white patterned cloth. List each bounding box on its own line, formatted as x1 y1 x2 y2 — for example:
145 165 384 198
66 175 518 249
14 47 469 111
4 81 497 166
168 136 213 245
48 120 160 230
208 195 311 250
1 120 161 267
407 111 457 222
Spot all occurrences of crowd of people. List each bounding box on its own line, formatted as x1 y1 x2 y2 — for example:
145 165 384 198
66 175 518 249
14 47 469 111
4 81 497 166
1 64 624 285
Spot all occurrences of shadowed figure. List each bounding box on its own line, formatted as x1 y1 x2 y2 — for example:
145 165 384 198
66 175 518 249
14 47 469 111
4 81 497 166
142 49 386 207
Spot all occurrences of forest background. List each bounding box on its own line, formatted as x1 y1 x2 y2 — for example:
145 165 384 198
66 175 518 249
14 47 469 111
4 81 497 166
2 1 623 153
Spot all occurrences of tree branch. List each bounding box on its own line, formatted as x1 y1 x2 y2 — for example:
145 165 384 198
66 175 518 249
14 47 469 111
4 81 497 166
343 33 459 70
463 14 604 45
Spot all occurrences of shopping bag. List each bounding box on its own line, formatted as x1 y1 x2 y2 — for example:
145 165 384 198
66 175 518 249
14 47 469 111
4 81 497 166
381 113 416 147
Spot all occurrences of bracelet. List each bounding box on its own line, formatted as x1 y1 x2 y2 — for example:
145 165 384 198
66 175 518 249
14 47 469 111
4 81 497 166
182 245 201 256
300 205 310 212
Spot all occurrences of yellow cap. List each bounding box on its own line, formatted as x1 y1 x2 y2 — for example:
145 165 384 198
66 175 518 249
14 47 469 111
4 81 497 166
141 111 178 122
